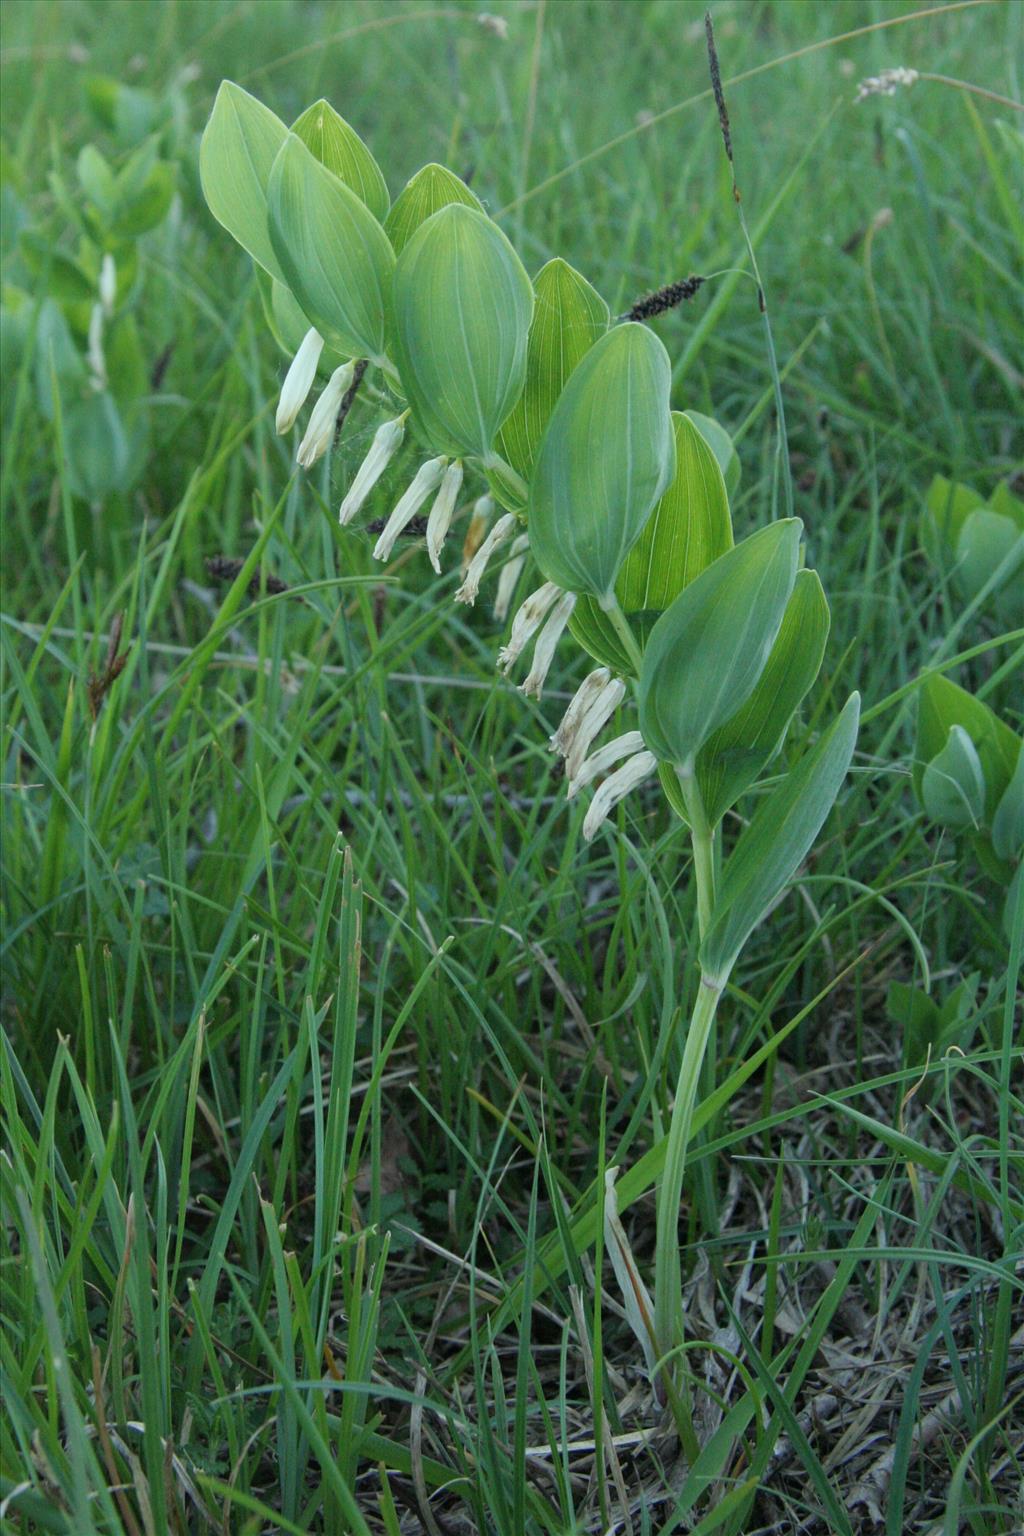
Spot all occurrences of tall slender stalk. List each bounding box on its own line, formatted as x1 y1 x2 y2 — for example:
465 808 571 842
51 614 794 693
653 974 724 1367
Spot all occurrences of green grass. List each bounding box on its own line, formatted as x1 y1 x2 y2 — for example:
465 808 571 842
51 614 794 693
2 1 1022 1531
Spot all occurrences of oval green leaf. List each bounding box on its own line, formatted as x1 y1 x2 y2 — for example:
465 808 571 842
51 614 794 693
617 411 733 614
914 673 1020 822
921 725 986 831
568 409 734 674
390 203 533 458
991 742 1024 862
267 133 395 363
199 80 288 283
638 519 802 768
697 568 831 824
384 163 483 256
290 99 390 223
685 409 740 498
701 692 861 981
497 257 609 479
955 508 1024 625
920 473 985 566
528 322 675 602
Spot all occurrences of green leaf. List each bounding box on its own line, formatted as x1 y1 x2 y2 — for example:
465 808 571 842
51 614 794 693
34 299 86 419
77 144 117 213
528 322 675 601
18 234 94 305
568 605 643 676
569 410 734 672
384 163 483 256
914 673 1020 822
110 161 175 240
267 133 395 363
685 409 740 498
64 390 134 500
701 693 860 980
84 74 160 142
990 479 1024 530
991 741 1024 862
199 80 289 282
920 473 984 565
955 508 1024 625
497 257 609 479
888 981 941 1071
638 520 802 768
290 99 389 222
390 203 533 458
617 411 733 613
697 568 831 824
921 725 986 831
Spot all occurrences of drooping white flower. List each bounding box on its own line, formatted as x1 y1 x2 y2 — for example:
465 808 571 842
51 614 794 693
339 415 406 525
520 591 576 698
567 730 646 798
565 677 627 783
87 303 106 390
454 511 516 603
276 327 325 435
497 582 561 673
373 457 447 561
98 253 116 315
550 667 612 757
426 460 464 573
493 533 530 621
582 751 658 842
461 496 493 573
296 361 356 467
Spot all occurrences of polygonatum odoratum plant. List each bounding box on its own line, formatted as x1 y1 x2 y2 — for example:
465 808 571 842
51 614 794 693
200 83 861 1402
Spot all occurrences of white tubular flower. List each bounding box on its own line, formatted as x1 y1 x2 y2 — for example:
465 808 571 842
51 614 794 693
372 456 447 561
565 676 627 783
493 533 530 621
339 415 405 525
87 302 106 389
550 667 612 757
296 361 356 467
276 327 325 435
462 496 494 573
582 751 658 842
497 582 561 673
425 460 464 573
520 591 576 698
99 253 116 315
567 730 646 799
455 512 516 604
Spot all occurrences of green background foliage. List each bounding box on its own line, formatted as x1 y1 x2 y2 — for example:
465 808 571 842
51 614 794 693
1 1 1021 1531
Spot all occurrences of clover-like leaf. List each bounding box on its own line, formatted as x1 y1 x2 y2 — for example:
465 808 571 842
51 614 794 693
390 203 533 458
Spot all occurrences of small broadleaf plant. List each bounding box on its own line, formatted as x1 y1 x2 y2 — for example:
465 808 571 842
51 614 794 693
913 671 1024 938
200 82 861 1405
